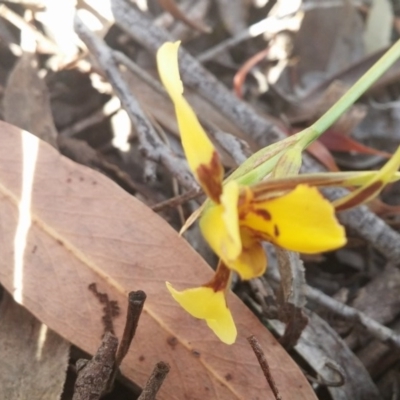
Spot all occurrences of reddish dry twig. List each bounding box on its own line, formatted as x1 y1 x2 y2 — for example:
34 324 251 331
137 361 171 400
151 188 203 212
247 335 283 400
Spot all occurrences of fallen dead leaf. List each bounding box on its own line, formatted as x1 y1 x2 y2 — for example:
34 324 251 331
3 52 58 149
0 120 317 400
1 49 70 400
319 130 391 159
0 291 69 400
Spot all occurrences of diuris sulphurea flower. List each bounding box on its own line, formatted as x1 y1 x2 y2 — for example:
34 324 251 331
157 41 400 344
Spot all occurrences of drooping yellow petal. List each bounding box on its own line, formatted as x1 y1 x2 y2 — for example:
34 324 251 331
157 42 224 203
199 181 242 262
241 184 346 253
226 228 267 280
334 145 400 211
166 282 237 344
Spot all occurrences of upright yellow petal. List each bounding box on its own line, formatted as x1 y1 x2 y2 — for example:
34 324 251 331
157 42 224 202
199 182 242 263
166 282 237 344
241 184 346 253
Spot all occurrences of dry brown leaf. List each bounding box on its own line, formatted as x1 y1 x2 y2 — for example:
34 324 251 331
0 120 317 400
3 52 58 148
0 291 69 400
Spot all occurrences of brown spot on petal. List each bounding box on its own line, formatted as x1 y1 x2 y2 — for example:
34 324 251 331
253 208 272 220
336 180 384 211
274 224 280 237
197 151 223 203
139 355 145 362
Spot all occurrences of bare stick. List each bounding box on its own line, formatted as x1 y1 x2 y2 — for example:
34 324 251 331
0 4 58 53
247 335 282 400
137 361 170 400
151 188 202 212
105 291 147 394
115 290 147 367
266 265 400 349
73 332 118 400
198 15 274 62
306 284 400 349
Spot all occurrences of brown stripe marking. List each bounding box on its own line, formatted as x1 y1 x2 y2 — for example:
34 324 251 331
197 151 223 203
253 208 272 221
336 180 383 211
204 262 231 292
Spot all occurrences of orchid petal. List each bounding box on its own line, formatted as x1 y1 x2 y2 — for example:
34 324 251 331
166 282 237 344
157 42 224 202
227 229 267 280
241 184 346 253
199 181 242 262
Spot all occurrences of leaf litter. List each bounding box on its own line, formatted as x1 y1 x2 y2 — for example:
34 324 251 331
0 1 400 399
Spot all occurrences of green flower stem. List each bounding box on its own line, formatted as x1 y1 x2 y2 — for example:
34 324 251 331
297 37 400 148
236 38 400 185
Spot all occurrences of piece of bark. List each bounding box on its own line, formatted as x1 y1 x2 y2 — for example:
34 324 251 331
269 310 381 400
0 291 69 400
137 361 170 400
275 248 308 348
345 263 400 349
357 318 400 379
73 332 118 400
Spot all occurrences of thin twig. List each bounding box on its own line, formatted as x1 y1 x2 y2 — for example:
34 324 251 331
267 266 400 349
113 50 167 95
137 361 170 400
106 290 147 393
306 284 400 349
247 335 282 400
0 4 58 53
60 97 120 137
115 290 146 367
151 188 203 212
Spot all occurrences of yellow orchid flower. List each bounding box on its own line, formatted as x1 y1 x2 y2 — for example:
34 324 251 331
157 41 346 276
157 41 400 344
